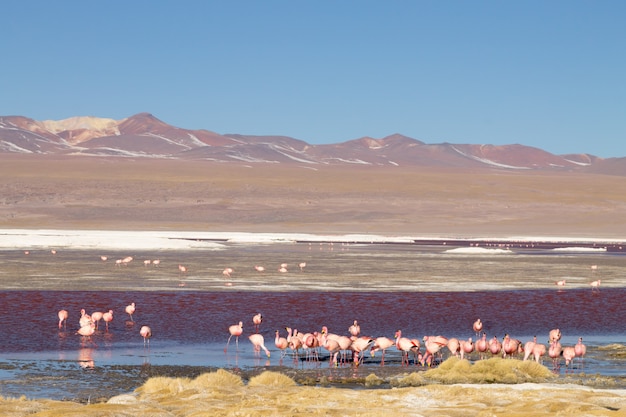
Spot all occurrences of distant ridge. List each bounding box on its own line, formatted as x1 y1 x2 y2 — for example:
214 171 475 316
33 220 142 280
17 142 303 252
1 113 624 175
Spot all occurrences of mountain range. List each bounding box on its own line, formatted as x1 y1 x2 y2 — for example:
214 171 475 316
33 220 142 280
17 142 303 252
1 112 624 175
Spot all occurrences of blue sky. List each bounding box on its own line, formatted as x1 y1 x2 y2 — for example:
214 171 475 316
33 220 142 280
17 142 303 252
2 1 625 157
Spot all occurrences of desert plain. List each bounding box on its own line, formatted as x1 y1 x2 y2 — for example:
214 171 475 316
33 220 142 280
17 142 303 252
1 154 625 239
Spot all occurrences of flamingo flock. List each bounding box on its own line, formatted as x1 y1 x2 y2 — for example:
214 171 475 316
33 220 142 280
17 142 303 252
220 313 589 372
58 301 151 348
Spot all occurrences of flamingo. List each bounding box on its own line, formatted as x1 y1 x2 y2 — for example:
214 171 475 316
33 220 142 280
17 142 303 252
350 336 375 366
225 321 243 352
77 322 96 340
144 260 151 267
472 318 483 336
249 334 271 358
555 279 566 288
121 256 133 266
57 309 68 329
575 337 586 366
549 339 562 369
278 266 288 273
223 268 233 278
178 264 187 274
125 302 136 322
532 342 547 363
321 332 342 366
549 328 562 343
476 332 488 359
489 335 502 356
321 326 352 364
252 313 263 333
79 309 93 328
285 327 303 359
274 330 288 357
254 265 265 272
502 334 520 359
523 336 538 361
102 309 113 331
421 335 447 366
348 320 360 337
140 325 152 346
370 336 395 365
590 279 601 292
91 311 104 329
459 337 474 360
299 262 306 271
447 337 460 358
100 255 108 262
152 259 161 267
562 346 576 371
395 330 418 366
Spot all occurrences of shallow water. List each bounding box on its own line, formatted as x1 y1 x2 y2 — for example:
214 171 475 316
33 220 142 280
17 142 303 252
0 240 624 401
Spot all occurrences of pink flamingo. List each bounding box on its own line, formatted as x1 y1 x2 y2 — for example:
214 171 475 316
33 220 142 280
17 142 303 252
549 339 562 369
100 255 108 261
350 336 375 366
475 332 488 359
562 346 576 372
421 335 447 367
322 326 352 365
370 336 395 366
299 262 306 271
523 336 537 361
57 309 68 329
590 279 601 292
321 332 342 366
447 337 460 358
502 334 520 359
348 320 360 337
286 327 303 359
252 313 263 333
249 334 271 358
225 321 243 352
254 265 265 272
140 325 152 346
274 330 288 358
532 342 547 363
489 335 502 356
102 310 113 331
152 259 161 267
555 279 566 289
178 264 187 274
459 337 474 360
549 328 562 343
125 302 136 322
395 330 419 366
91 311 104 329
473 319 483 336
79 309 93 328
76 322 96 343
223 268 233 278
575 337 586 366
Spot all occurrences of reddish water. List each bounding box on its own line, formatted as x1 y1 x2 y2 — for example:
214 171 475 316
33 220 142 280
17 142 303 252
1 288 623 353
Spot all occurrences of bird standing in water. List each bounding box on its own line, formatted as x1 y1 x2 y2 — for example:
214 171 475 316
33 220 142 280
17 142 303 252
225 321 243 352
140 325 152 347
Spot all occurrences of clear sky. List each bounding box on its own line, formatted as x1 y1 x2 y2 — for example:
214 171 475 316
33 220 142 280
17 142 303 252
2 1 625 157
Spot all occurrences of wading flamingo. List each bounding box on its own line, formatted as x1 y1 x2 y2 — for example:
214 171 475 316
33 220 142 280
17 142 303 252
575 337 586 366
252 313 263 333
475 332 488 359
532 342 547 363
57 309 68 329
350 336 375 366
562 346 576 372
348 320 360 337
249 333 271 358
549 328 562 343
77 322 96 339
502 334 521 359
489 336 502 356
274 330 288 358
79 309 93 328
549 339 562 369
421 335 447 366
523 336 537 361
225 321 243 352
370 336 395 366
447 337 460 358
125 302 136 322
590 279 601 292
140 325 152 347
555 279 566 288
473 319 483 337
102 310 113 331
254 265 265 272
299 262 306 271
460 337 474 360
395 330 419 366
91 311 103 330
321 332 342 366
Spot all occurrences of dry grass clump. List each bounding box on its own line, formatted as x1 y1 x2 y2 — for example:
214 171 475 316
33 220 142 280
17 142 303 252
598 343 626 359
189 368 245 390
248 371 297 387
423 357 555 384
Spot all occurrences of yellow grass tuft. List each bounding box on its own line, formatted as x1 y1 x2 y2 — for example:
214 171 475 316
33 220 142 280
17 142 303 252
190 369 244 390
248 371 297 387
423 357 555 384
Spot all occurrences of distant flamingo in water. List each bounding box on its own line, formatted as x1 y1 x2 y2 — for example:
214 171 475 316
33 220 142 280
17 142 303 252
575 337 586 366
549 339 562 369
125 302 136 322
140 325 152 346
395 330 419 366
252 313 263 333
274 330 288 358
254 265 265 272
348 320 360 337
223 268 233 278
249 334 271 358
562 346 576 372
555 279 566 289
590 279 601 292
57 309 68 329
299 262 306 271
472 318 483 337
91 311 103 329
476 332 488 359
370 336 395 366
225 321 243 352
549 328 562 343
459 337 474 360
102 310 113 331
